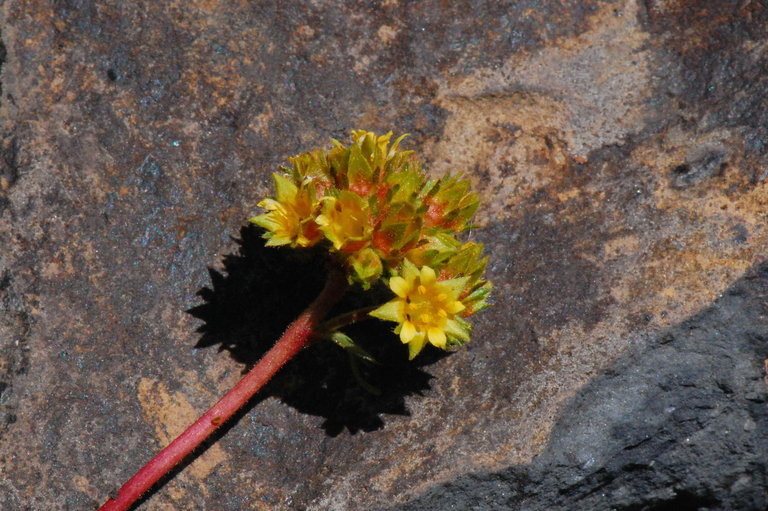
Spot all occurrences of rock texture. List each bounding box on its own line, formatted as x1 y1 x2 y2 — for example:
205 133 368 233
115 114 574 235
0 1 766 510
387 264 768 510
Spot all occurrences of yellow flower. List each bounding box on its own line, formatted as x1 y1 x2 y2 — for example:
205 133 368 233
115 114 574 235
250 173 321 247
315 190 372 252
370 259 471 359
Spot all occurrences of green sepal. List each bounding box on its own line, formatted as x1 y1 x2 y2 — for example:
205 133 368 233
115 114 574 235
442 242 488 282
288 149 332 185
388 133 409 157
403 232 461 269
273 173 298 202
419 178 439 198
348 143 374 185
328 144 351 188
463 280 493 314
444 317 471 343
369 300 401 323
386 166 423 203
348 248 383 289
357 130 378 162
425 174 480 230
376 202 423 251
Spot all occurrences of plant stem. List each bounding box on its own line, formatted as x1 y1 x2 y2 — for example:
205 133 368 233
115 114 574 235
99 266 348 511
317 305 378 333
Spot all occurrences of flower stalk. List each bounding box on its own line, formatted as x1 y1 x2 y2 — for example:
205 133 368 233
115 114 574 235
98 266 347 511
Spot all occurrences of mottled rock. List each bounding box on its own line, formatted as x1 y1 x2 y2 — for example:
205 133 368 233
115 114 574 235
0 0 766 510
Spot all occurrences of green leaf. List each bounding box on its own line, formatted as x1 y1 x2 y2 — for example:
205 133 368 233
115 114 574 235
330 331 378 363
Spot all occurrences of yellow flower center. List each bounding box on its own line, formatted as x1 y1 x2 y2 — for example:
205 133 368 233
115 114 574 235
405 285 450 332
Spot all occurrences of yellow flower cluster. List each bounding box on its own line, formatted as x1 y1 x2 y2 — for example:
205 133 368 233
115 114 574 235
252 130 491 358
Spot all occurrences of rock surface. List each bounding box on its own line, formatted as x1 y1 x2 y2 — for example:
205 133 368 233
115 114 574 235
387 264 768 510
0 1 766 510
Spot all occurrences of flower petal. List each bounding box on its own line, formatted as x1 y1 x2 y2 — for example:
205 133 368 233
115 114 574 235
389 276 410 298
445 300 466 314
407 333 427 360
427 327 447 347
399 321 417 343
419 265 437 285
250 213 281 231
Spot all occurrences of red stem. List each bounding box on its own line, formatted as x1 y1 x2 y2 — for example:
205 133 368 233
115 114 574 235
99 267 348 511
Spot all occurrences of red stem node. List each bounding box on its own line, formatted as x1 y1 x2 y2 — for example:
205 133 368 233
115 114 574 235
99 267 347 511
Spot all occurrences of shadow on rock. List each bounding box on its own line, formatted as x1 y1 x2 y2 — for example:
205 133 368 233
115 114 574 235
187 224 444 436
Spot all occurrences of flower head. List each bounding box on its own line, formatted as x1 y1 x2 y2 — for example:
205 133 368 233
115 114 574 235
370 259 472 359
250 173 322 247
252 130 491 358
316 190 371 252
